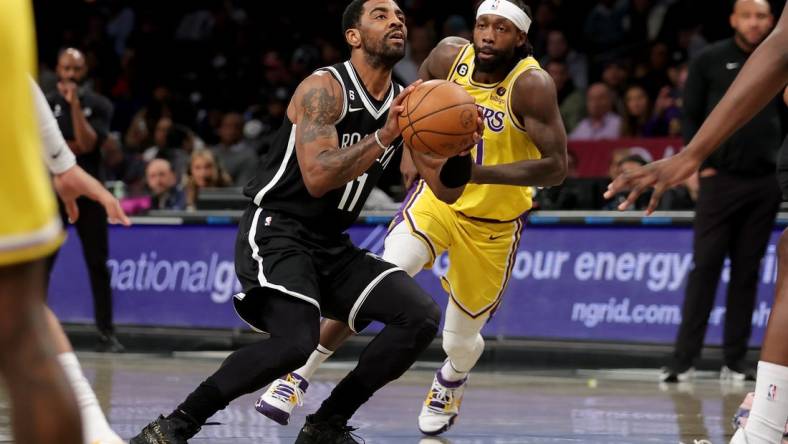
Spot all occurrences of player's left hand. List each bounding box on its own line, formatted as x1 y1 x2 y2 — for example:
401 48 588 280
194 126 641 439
604 150 701 215
54 166 131 226
380 79 423 144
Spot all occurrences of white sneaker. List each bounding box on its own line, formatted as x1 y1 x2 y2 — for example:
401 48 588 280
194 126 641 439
730 428 750 444
255 372 308 425
418 369 467 436
660 366 695 383
721 364 756 382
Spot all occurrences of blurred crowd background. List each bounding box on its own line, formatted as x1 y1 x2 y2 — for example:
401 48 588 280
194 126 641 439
32 0 788 212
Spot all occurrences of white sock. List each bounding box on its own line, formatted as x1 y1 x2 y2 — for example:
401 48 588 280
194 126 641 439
440 359 467 382
58 353 121 444
294 345 333 381
744 361 788 444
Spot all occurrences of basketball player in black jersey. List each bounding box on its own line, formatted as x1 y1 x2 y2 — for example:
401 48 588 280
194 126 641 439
130 1 481 443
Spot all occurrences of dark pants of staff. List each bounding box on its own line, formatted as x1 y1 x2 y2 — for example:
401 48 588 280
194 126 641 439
47 197 115 335
672 172 781 368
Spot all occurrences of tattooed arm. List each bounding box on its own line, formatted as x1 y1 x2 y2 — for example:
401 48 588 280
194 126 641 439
291 72 418 198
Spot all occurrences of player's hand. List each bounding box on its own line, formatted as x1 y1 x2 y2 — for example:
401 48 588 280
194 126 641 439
400 147 420 189
57 81 79 107
379 79 423 145
460 107 485 157
604 150 701 215
54 166 131 226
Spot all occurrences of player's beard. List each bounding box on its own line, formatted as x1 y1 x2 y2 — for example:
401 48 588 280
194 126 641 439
473 44 516 73
363 33 406 69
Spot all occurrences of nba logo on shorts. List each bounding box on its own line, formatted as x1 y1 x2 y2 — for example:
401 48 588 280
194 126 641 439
265 216 272 226
768 384 777 401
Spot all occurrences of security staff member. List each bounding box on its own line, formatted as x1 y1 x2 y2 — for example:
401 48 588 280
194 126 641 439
46 48 122 352
662 0 783 382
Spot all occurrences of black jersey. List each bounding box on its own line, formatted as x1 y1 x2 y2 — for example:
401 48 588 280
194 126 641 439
244 61 403 234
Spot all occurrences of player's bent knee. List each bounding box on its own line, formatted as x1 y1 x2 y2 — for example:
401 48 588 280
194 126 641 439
283 329 319 369
410 297 441 335
383 223 431 277
442 331 482 359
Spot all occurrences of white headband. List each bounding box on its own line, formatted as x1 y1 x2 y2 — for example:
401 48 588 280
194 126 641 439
476 0 531 33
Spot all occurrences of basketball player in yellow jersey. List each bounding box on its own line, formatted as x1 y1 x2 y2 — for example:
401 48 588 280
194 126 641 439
257 0 567 436
0 1 83 443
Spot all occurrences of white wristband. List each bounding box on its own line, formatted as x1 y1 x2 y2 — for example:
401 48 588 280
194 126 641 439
374 130 389 150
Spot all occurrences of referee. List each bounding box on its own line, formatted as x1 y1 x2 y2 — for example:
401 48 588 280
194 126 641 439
663 0 783 382
46 48 122 352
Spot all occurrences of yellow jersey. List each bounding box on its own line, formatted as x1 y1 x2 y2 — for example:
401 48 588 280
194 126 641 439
446 43 542 221
0 0 63 266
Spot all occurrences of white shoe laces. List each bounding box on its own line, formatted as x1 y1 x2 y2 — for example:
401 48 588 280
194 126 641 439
425 381 454 414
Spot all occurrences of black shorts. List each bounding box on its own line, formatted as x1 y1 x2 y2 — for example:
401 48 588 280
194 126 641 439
233 206 403 333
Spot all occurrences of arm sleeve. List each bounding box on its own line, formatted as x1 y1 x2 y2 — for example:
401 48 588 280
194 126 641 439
30 77 76 175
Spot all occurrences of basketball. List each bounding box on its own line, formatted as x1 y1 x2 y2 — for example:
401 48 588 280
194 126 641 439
398 79 478 157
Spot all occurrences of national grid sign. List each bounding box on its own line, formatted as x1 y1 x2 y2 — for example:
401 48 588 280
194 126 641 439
49 223 780 345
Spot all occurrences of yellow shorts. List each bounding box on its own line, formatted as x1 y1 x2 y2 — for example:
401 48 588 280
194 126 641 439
0 146 63 267
396 180 524 319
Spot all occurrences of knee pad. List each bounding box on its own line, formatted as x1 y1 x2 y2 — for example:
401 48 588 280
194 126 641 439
383 222 431 277
442 330 484 359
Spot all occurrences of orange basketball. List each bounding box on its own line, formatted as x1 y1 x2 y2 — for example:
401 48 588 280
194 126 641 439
398 79 478 157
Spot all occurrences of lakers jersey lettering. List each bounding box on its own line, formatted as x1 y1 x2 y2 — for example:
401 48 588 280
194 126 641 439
444 44 543 221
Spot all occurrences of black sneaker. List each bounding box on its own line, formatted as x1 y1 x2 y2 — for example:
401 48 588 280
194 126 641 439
722 361 757 382
295 414 362 444
96 332 125 353
130 414 200 444
660 364 694 383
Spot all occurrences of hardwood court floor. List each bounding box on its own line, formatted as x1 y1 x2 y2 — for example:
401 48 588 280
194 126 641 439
0 353 751 443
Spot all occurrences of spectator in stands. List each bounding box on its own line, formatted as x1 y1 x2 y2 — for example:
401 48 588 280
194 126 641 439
146 158 186 210
620 84 652 137
529 1 559 56
289 44 322 83
540 29 588 89
601 59 630 98
395 24 436 84
625 0 664 45
546 60 585 133
648 85 683 137
101 131 146 197
142 116 173 161
185 149 232 210
441 15 471 41
124 84 174 152
156 124 197 180
211 112 258 186
569 83 622 140
584 0 628 55
635 41 673 99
